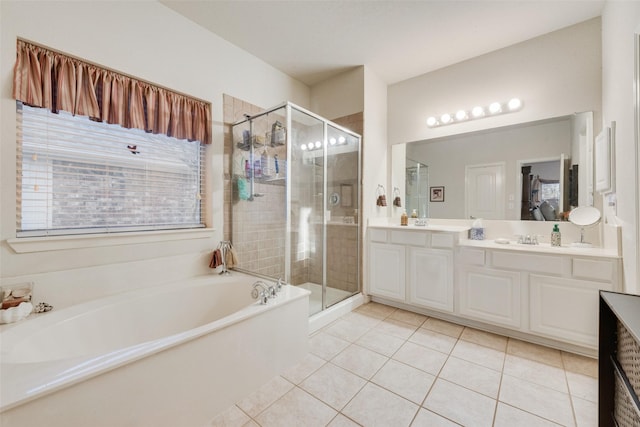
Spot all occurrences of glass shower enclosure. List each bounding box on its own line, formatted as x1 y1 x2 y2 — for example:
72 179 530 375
231 102 361 316
406 159 429 218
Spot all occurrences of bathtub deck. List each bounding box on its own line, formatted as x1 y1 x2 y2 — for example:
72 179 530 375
1 274 310 427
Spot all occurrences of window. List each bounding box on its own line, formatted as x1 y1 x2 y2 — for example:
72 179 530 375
17 103 205 237
540 181 560 201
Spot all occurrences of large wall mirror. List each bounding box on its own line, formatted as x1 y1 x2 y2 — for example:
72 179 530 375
393 112 594 221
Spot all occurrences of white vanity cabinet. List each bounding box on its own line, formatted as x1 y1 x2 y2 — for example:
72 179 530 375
368 224 621 353
457 245 621 349
369 241 406 301
529 274 606 347
458 266 522 328
368 227 459 313
408 248 453 312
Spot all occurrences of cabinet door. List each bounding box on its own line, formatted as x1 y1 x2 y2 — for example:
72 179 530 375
369 242 405 301
529 275 612 348
408 248 453 312
459 267 521 328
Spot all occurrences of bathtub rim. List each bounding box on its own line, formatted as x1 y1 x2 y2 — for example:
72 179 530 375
0 273 310 412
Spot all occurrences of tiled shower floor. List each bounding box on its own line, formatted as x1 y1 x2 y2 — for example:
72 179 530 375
211 302 598 427
298 282 354 316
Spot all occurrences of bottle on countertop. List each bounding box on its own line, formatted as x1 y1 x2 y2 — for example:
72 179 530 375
551 223 561 247
411 209 418 218
401 211 408 226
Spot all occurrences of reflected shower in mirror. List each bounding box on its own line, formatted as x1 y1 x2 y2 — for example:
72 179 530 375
405 159 428 217
397 112 593 221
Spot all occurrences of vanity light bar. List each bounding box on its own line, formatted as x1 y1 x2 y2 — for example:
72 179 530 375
299 136 347 151
427 98 523 128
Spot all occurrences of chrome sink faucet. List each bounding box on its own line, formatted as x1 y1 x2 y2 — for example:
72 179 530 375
518 234 539 245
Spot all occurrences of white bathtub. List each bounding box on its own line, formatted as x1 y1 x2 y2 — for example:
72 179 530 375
0 273 310 427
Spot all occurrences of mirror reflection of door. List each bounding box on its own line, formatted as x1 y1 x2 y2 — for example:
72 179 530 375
465 162 505 219
519 157 569 220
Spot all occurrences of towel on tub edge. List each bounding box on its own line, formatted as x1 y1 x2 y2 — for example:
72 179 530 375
209 249 223 268
226 246 239 268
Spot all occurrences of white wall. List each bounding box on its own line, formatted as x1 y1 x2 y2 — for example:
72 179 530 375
362 66 388 294
310 66 364 119
406 118 571 219
388 18 602 145
602 1 640 294
0 1 309 307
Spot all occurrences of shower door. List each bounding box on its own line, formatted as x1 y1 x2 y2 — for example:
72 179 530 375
287 105 360 316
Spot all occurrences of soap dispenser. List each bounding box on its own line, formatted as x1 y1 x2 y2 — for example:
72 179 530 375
551 224 561 247
401 211 408 226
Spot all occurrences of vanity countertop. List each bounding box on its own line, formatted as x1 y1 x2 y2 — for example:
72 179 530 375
368 223 470 233
458 238 621 258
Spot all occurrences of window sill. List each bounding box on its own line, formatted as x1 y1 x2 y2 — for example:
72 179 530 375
7 228 216 254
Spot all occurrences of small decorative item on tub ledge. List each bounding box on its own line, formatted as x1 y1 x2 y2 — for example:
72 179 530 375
0 301 33 324
0 282 36 324
34 302 53 313
1 282 33 309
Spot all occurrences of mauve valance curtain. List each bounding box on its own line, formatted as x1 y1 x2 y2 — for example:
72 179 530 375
13 40 211 144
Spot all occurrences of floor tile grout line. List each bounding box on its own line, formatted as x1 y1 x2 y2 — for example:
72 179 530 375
223 302 596 427
492 352 506 427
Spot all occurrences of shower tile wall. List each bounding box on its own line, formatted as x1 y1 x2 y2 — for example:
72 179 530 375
223 95 285 278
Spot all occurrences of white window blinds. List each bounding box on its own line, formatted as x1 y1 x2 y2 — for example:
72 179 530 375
16 102 205 237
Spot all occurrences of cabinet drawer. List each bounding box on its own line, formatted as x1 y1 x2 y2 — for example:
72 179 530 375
492 251 563 275
458 247 485 266
572 258 614 282
431 233 454 249
369 229 388 243
390 230 427 247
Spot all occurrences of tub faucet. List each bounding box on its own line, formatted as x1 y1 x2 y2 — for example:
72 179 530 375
251 281 274 304
275 278 284 293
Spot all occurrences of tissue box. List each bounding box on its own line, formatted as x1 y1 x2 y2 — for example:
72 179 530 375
469 227 485 240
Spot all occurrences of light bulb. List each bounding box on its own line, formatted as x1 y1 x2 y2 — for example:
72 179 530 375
315 140 322 149
455 110 467 121
300 143 307 150
508 98 522 111
471 106 484 118
329 137 337 145
441 113 452 124
338 136 346 144
426 116 438 127
489 102 502 114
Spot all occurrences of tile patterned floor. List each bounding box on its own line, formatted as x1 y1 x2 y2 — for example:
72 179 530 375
211 302 598 427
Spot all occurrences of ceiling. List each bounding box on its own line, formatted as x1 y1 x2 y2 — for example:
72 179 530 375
160 0 604 86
